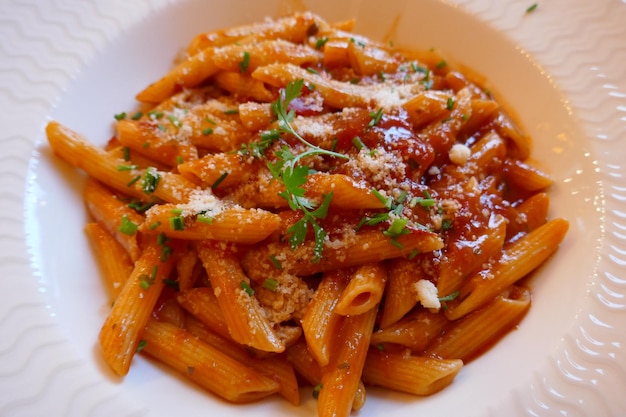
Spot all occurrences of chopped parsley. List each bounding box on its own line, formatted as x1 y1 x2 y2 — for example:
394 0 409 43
136 339 147 353
312 383 323 399
119 215 138 236
116 164 138 171
239 280 255 296
239 51 251 73
127 200 155 213
446 97 455 111
315 37 329 49
148 110 164 119
211 172 229 189
168 114 182 129
269 254 283 270
268 79 348 261
262 278 280 292
139 265 158 290
169 215 184 231
141 167 160 194
368 108 383 127
239 129 280 159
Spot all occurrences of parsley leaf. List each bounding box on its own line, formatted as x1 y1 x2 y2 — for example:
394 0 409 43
267 79 350 260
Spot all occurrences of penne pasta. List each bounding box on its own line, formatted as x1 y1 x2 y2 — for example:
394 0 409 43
301 269 349 367
447 218 568 320
83 178 144 262
362 349 463 395
47 12 568 417
196 241 285 353
335 262 387 316
318 307 377 417
427 286 532 361
98 236 178 376
84 222 133 299
141 318 281 403
241 227 443 281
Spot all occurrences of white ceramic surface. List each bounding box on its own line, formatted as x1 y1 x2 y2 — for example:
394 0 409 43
1 0 625 416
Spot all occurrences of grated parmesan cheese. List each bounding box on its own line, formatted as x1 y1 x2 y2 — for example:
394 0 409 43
449 143 471 165
414 279 441 310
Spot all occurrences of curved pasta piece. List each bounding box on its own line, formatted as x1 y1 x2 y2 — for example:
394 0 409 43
141 202 281 244
446 218 569 320
241 227 443 281
301 269 349 367
196 241 286 353
136 46 219 103
362 349 463 396
427 286 532 362
335 262 387 316
98 236 178 376
141 319 281 403
46 121 197 204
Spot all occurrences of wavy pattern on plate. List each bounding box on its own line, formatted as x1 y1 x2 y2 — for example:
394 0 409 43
1 0 625 416
454 0 626 415
0 1 160 416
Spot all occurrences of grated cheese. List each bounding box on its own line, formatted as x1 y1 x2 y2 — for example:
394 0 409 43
414 279 441 310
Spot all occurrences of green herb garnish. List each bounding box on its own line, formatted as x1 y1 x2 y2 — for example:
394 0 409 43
239 51 251 73
240 280 255 296
268 79 348 261
262 278 280 292
119 214 138 236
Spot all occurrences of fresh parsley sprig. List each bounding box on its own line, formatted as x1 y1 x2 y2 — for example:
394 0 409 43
268 79 348 261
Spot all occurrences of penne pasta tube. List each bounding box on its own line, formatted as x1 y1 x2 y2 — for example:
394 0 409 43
516 192 550 231
426 286 531 361
115 119 199 167
84 222 133 299
186 12 328 55
46 121 197 204
447 218 569 320
196 241 285 353
503 158 553 192
174 244 199 292
238 102 273 131
335 262 387 316
318 308 377 417
437 213 507 297
141 319 281 403
379 258 423 329
177 152 254 189
241 227 443 281
285 339 323 386
362 349 463 395
136 47 219 104
493 111 531 160
184 316 300 405
402 90 453 128
227 171 388 210
177 287 232 341
212 39 322 74
83 178 144 262
214 71 276 102
141 202 281 244
98 236 178 376
370 308 450 352
301 269 349 367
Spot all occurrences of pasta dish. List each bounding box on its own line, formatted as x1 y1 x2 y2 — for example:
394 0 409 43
45 12 568 417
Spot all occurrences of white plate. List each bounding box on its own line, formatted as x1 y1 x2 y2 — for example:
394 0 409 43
2 0 626 416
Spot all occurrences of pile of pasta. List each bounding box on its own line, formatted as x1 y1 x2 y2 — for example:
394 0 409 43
46 12 568 417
